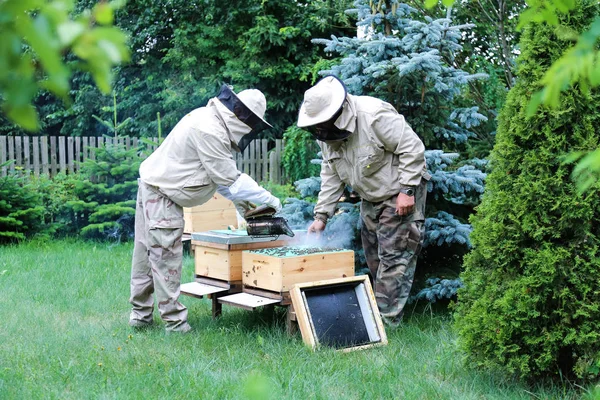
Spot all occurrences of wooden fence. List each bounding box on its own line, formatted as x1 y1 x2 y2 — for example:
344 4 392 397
0 136 285 184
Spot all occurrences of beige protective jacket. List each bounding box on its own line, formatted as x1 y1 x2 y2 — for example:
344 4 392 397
139 99 246 208
314 94 428 219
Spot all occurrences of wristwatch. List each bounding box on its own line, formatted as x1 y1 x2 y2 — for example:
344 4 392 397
399 187 415 196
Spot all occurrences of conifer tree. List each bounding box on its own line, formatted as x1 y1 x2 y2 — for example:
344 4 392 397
66 140 142 240
301 0 489 276
0 166 45 242
454 0 600 380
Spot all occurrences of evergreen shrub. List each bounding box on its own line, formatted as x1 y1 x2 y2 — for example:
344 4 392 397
31 172 81 236
281 126 320 183
454 0 600 380
0 166 46 242
65 139 142 240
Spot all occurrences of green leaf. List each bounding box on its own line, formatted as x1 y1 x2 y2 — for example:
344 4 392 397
115 117 132 130
526 90 544 117
92 115 116 131
441 0 455 7
94 3 114 25
97 39 123 63
92 66 113 94
561 151 585 165
6 104 40 131
57 21 85 46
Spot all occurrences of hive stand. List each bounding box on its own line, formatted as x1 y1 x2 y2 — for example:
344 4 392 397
216 247 355 333
180 230 301 318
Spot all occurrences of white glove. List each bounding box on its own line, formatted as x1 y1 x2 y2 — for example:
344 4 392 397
217 186 258 217
216 185 235 201
228 173 282 212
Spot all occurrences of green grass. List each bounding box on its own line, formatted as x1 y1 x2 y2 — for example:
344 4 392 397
0 239 598 399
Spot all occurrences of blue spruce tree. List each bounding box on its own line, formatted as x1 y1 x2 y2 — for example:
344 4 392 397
280 0 491 300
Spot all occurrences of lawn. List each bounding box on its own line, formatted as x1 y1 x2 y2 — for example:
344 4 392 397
0 239 597 399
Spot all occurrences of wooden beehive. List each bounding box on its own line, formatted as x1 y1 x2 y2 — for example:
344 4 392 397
183 193 237 234
194 246 243 282
193 234 301 283
242 246 355 293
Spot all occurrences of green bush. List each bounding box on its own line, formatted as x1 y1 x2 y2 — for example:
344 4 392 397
281 126 320 183
31 173 81 236
454 0 600 381
0 166 46 242
67 139 142 240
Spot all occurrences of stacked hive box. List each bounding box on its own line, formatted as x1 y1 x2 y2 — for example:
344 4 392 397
192 231 298 284
242 246 355 299
183 193 237 234
183 230 301 317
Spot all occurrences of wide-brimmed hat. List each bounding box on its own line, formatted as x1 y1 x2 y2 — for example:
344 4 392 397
297 76 347 128
237 89 272 129
217 85 273 152
218 86 273 131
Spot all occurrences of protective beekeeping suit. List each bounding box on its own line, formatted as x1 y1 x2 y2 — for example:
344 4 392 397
298 76 429 327
129 86 281 332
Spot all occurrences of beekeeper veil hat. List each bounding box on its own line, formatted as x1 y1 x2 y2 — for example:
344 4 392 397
297 75 347 128
216 85 273 152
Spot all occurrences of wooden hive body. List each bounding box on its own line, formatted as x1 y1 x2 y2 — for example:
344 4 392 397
183 193 237 234
242 247 355 293
193 236 299 283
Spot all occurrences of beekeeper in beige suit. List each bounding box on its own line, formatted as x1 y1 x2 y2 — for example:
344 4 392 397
130 85 282 332
299 76 429 327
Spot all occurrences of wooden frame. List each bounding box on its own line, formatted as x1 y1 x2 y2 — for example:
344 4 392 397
290 275 388 352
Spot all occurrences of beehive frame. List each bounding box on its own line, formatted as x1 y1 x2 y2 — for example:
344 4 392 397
290 275 387 352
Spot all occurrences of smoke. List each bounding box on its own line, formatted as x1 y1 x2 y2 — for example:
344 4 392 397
105 213 135 245
279 199 366 269
296 202 361 250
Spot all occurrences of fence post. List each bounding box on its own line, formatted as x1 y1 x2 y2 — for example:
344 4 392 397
75 137 81 172
269 139 283 185
15 136 22 173
50 136 57 175
33 136 40 177
41 136 49 175
58 136 66 173
23 136 30 173
90 137 97 160
0 136 7 177
7 136 15 173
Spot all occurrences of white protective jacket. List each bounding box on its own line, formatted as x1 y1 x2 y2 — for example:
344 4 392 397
139 97 278 210
314 94 429 219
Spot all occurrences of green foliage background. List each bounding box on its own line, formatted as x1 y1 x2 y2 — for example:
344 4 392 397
454 0 600 380
0 166 45 242
281 126 321 183
1 0 355 138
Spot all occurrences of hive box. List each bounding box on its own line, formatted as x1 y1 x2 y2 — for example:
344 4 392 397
191 230 300 283
242 246 355 293
183 193 237 234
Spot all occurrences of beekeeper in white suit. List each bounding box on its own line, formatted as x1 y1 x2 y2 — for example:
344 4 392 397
129 85 281 333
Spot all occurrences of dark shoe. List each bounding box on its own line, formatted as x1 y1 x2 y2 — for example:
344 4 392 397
166 322 192 334
129 319 154 329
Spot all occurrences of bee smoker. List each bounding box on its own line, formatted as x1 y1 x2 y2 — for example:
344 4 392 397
244 205 295 237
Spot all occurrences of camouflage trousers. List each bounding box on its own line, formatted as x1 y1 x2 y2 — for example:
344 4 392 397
129 180 189 331
361 182 427 327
